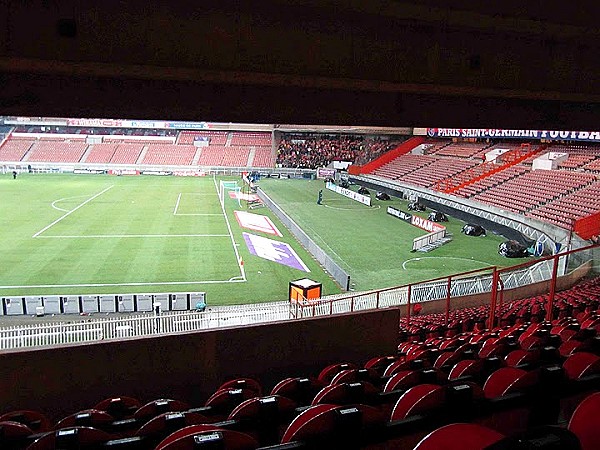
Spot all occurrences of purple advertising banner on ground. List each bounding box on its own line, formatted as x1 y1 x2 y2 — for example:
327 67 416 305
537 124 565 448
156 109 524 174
243 232 310 272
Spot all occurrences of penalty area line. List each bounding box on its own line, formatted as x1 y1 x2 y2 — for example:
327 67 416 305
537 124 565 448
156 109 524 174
0 279 247 290
35 234 231 239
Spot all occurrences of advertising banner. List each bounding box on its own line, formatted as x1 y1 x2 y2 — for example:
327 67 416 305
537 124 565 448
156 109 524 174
316 167 336 179
427 128 600 143
325 181 371 206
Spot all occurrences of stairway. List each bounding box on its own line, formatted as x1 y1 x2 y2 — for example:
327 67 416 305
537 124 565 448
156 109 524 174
247 147 256 166
191 147 203 165
79 144 93 163
136 145 149 164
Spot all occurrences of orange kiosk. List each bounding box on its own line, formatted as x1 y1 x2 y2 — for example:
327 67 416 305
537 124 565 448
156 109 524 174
289 278 322 303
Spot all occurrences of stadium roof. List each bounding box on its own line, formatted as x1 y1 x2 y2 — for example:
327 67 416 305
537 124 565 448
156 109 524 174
1 1 599 128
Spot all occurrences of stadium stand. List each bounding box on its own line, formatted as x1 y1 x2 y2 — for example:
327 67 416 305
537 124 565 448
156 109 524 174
221 146 251 167
25 140 89 163
400 157 479 188
471 169 596 214
425 141 490 159
197 146 226 166
276 135 405 169
526 180 600 228
250 148 275 167
141 144 197 165
83 143 119 164
0 138 36 161
230 132 271 147
177 130 228 146
110 144 145 164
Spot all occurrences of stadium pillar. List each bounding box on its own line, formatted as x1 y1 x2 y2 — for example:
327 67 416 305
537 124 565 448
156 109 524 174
546 254 560 321
406 285 412 325
489 268 500 330
445 277 452 326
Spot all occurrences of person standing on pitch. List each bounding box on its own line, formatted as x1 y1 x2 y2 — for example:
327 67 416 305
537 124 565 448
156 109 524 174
12 170 17 179
317 189 323 205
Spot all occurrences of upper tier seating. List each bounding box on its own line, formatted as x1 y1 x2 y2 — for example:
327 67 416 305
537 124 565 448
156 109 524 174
230 133 272 147
26 140 89 163
427 142 490 159
177 131 228 146
141 145 197 165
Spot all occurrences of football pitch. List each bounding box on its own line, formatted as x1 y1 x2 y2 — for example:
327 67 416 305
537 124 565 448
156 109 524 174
0 173 519 305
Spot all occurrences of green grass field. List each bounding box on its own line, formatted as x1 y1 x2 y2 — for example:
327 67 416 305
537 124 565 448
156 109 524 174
0 173 340 303
0 173 520 304
259 178 518 290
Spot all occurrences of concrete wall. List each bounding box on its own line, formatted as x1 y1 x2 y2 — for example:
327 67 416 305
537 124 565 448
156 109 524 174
0 308 399 421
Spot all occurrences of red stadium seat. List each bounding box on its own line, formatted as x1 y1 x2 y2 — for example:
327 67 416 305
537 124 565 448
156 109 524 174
317 362 358 384
94 396 141 419
483 367 538 399
0 410 52 433
563 352 600 380
270 377 323 406
390 384 444 421
55 409 114 431
311 381 380 406
134 399 190 422
413 423 505 450
26 426 112 450
218 378 262 396
281 403 384 446
156 425 258 450
568 392 600 450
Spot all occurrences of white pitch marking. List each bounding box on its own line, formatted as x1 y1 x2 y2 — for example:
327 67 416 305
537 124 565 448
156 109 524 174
51 195 90 212
402 256 495 270
0 279 247 289
174 213 223 216
173 192 182 215
214 177 246 281
33 185 114 238
36 234 230 239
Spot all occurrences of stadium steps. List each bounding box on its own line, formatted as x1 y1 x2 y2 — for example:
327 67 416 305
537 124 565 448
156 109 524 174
135 145 149 164
191 146 202 165
225 132 233 146
247 146 256 166
79 144 93 163
20 140 36 162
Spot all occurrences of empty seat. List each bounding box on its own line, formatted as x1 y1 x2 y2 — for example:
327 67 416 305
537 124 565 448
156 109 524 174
156 425 258 450
413 423 505 450
568 392 600 450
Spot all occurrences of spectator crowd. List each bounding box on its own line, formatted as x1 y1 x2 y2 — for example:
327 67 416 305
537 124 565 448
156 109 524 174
276 134 404 169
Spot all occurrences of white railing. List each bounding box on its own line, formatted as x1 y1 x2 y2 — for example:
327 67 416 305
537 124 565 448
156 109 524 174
0 303 292 351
